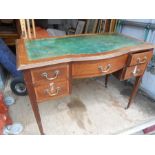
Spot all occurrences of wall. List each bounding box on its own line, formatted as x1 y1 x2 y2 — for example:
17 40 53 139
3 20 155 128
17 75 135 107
119 19 155 100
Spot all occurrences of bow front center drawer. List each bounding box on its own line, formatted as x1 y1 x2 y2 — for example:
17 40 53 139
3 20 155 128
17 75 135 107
31 63 69 84
72 55 127 78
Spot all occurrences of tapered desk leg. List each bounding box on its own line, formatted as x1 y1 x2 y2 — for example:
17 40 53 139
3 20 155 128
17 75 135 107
24 70 44 135
29 97 44 135
126 76 142 109
105 74 110 88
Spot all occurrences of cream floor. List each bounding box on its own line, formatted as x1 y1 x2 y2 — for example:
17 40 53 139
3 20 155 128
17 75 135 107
6 76 155 134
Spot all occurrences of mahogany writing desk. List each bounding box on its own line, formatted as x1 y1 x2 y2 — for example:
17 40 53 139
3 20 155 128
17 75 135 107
16 33 154 134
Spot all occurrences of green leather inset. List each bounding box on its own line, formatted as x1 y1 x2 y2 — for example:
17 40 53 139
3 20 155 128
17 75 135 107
25 34 143 60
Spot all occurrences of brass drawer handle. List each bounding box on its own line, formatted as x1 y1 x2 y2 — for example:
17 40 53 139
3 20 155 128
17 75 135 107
46 87 60 97
137 56 147 64
41 70 60 81
132 66 141 76
98 64 111 73
45 83 60 97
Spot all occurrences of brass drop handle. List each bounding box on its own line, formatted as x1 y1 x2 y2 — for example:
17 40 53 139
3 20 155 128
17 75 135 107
41 70 60 81
132 66 140 76
98 64 111 73
137 56 147 64
45 83 60 97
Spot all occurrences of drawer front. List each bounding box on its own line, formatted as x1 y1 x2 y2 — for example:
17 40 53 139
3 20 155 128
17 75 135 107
72 55 127 78
34 81 69 102
127 50 153 66
123 64 146 80
31 63 69 84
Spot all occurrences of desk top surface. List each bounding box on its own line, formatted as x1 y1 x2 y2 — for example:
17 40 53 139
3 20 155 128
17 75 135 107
16 33 154 70
25 33 143 60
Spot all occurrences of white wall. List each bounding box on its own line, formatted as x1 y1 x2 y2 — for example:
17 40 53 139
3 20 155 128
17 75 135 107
120 19 155 100
121 25 145 40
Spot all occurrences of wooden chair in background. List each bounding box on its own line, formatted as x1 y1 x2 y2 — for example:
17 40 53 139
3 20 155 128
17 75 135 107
19 19 36 39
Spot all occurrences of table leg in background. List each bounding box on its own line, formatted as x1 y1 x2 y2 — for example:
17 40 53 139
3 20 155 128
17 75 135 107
105 74 110 88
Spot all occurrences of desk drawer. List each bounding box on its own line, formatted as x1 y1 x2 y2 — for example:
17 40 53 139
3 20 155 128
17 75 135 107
123 64 146 80
127 50 153 66
31 63 69 84
34 81 69 102
72 55 127 78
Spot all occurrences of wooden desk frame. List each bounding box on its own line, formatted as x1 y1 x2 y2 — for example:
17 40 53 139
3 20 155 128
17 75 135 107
16 33 155 134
